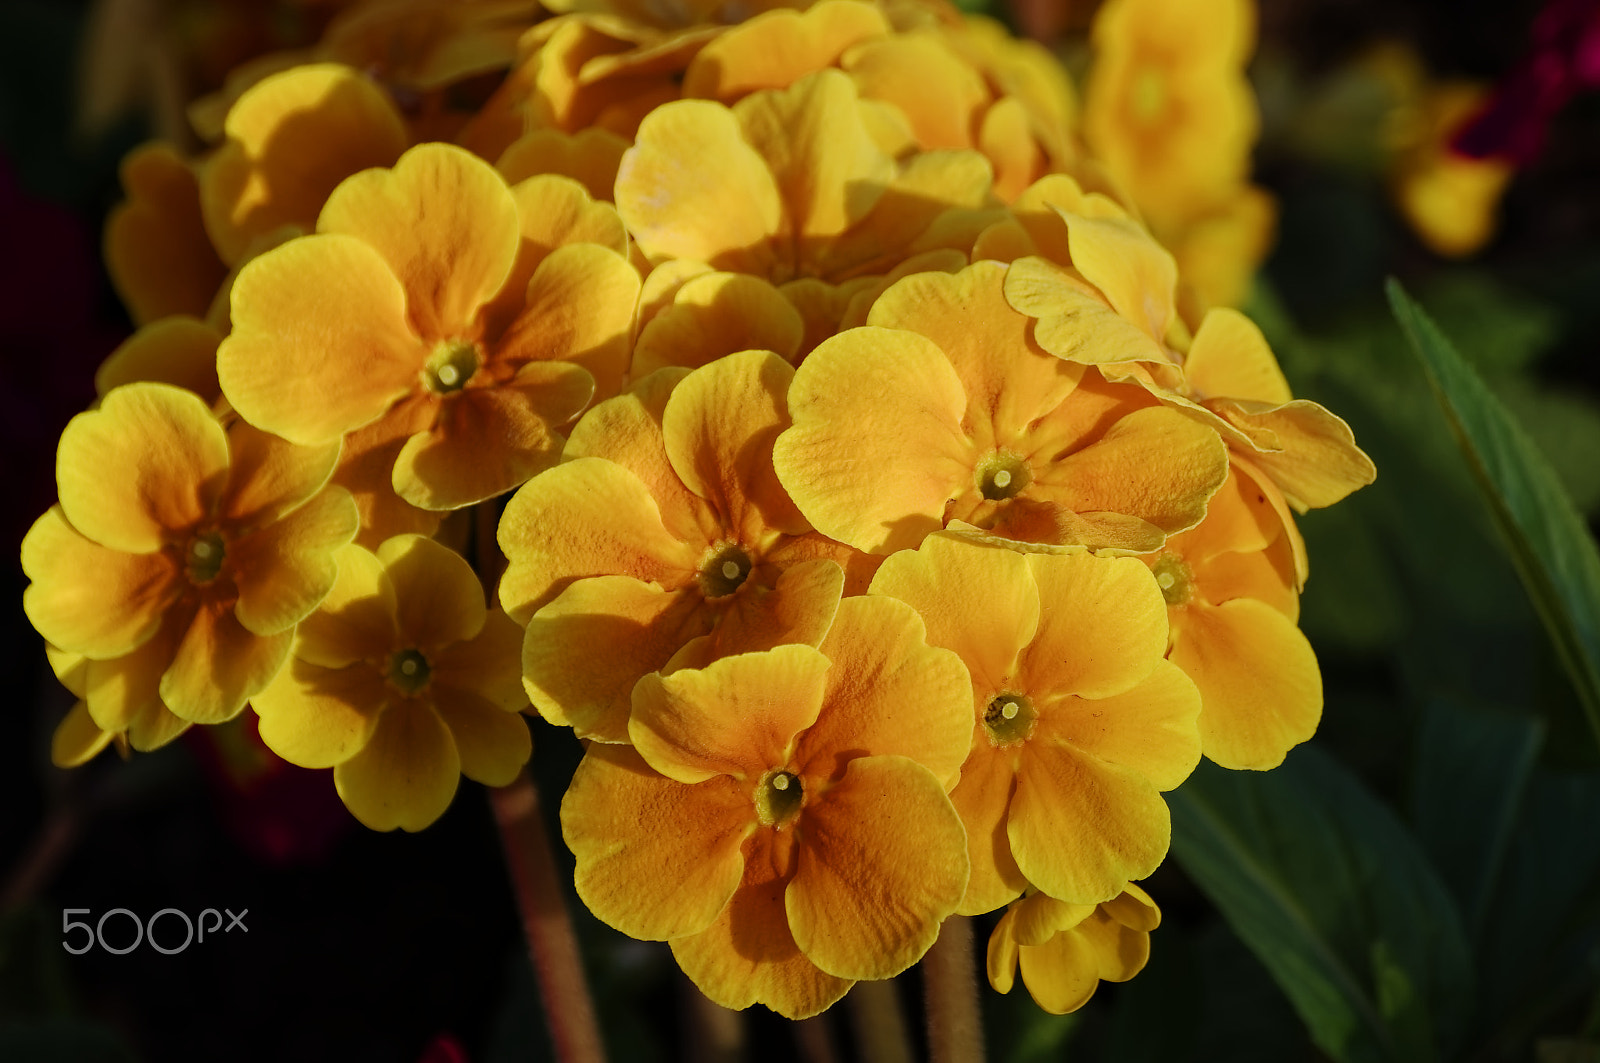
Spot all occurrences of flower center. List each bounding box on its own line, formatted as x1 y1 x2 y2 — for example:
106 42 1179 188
1132 67 1167 123
982 693 1037 747
423 339 481 394
387 648 432 696
754 769 803 828
1150 553 1194 606
698 543 753 599
976 451 1031 501
185 530 226 585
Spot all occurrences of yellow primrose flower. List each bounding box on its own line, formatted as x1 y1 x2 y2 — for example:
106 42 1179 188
870 532 1201 912
616 68 994 306
218 141 638 544
987 884 1160 1014
1392 83 1514 258
1146 460 1320 770
103 143 228 327
562 594 972 1018
252 536 531 833
774 260 1229 556
498 350 878 744
22 383 359 727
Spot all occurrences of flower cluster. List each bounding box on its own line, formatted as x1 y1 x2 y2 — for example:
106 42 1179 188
26 0 1374 1023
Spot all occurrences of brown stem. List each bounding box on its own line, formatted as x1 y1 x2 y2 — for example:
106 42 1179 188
923 915 985 1063
792 1015 839 1063
490 771 607 1063
846 979 915 1063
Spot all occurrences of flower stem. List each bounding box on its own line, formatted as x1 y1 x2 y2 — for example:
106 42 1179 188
490 770 607 1063
923 915 985 1063
847 978 914 1063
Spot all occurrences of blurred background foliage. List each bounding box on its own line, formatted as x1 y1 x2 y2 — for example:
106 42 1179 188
2 0 1599 1061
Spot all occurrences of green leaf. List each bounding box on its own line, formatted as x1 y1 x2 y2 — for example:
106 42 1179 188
1169 748 1473 1063
1387 278 1600 751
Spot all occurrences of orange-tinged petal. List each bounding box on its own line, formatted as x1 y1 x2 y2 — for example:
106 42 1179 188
1005 257 1171 366
392 363 593 511
220 234 422 445
1029 406 1228 536
987 905 1022 993
1033 660 1202 791
1016 928 1100 1013
432 610 527 712
432 685 530 786
498 457 701 621
334 699 460 831
495 242 637 403
673 558 845 672
1077 907 1152 981
523 576 712 741
1015 551 1167 699
672 831 854 1020
497 128 629 202
506 173 630 270
1010 893 1094 947
376 534 488 648
200 64 407 265
1171 598 1321 770
774 326 971 555
950 740 1027 916
230 486 359 636
1170 461 1278 564
160 601 292 723
616 99 782 274
800 595 973 788
21 508 179 658
1009 742 1172 903
632 643 830 783
787 754 968 980
252 657 390 768
317 143 519 339
980 96 1046 203
867 527 1039 698
331 396 443 547
1211 399 1377 511
51 701 115 768
57 383 229 554
662 350 808 540
95 316 222 401
682 1 890 101
1104 883 1161 932
1063 211 1178 343
632 274 804 377
292 543 399 669
218 421 342 530
105 143 226 325
564 742 752 940
844 35 988 150
1184 307 1290 405
83 612 183 732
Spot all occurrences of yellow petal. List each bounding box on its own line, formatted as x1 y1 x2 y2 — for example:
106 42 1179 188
317 143 519 339
1010 892 1094 947
1077 906 1152 982
431 609 527 712
220 234 422 445
105 143 227 326
986 905 1022 993
523 576 713 742
844 35 988 150
83 612 184 733
950 741 1028 916
801 596 974 789
632 643 830 783
787 755 968 980
292 543 399 669
21 508 179 658
218 421 342 530
1184 307 1291 405
495 242 637 403
1063 210 1178 343
1015 551 1168 699
334 699 461 831
229 485 360 636
252 657 390 768
1171 599 1321 770
51 701 116 768
1034 660 1203 791
675 558 845 671
682 1 890 101
1212 399 1377 511
1017 927 1100 1014
497 128 629 202
432 685 531 786
1005 257 1171 366
160 602 292 723
867 527 1039 698
377 534 488 648
774 326 971 554
57 382 229 554
633 273 804 377
563 742 752 940
95 316 222 402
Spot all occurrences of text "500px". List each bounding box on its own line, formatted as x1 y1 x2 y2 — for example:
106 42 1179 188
62 908 248 955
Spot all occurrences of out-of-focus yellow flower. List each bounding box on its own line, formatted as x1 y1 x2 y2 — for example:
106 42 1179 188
1392 83 1514 258
775 260 1228 556
104 143 229 327
561 594 972 1018
497 350 877 743
870 533 1200 911
987 884 1160 1013
218 141 637 543
253 535 530 832
22 383 359 728
1082 0 1272 311
94 316 224 405
1146 460 1319 770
